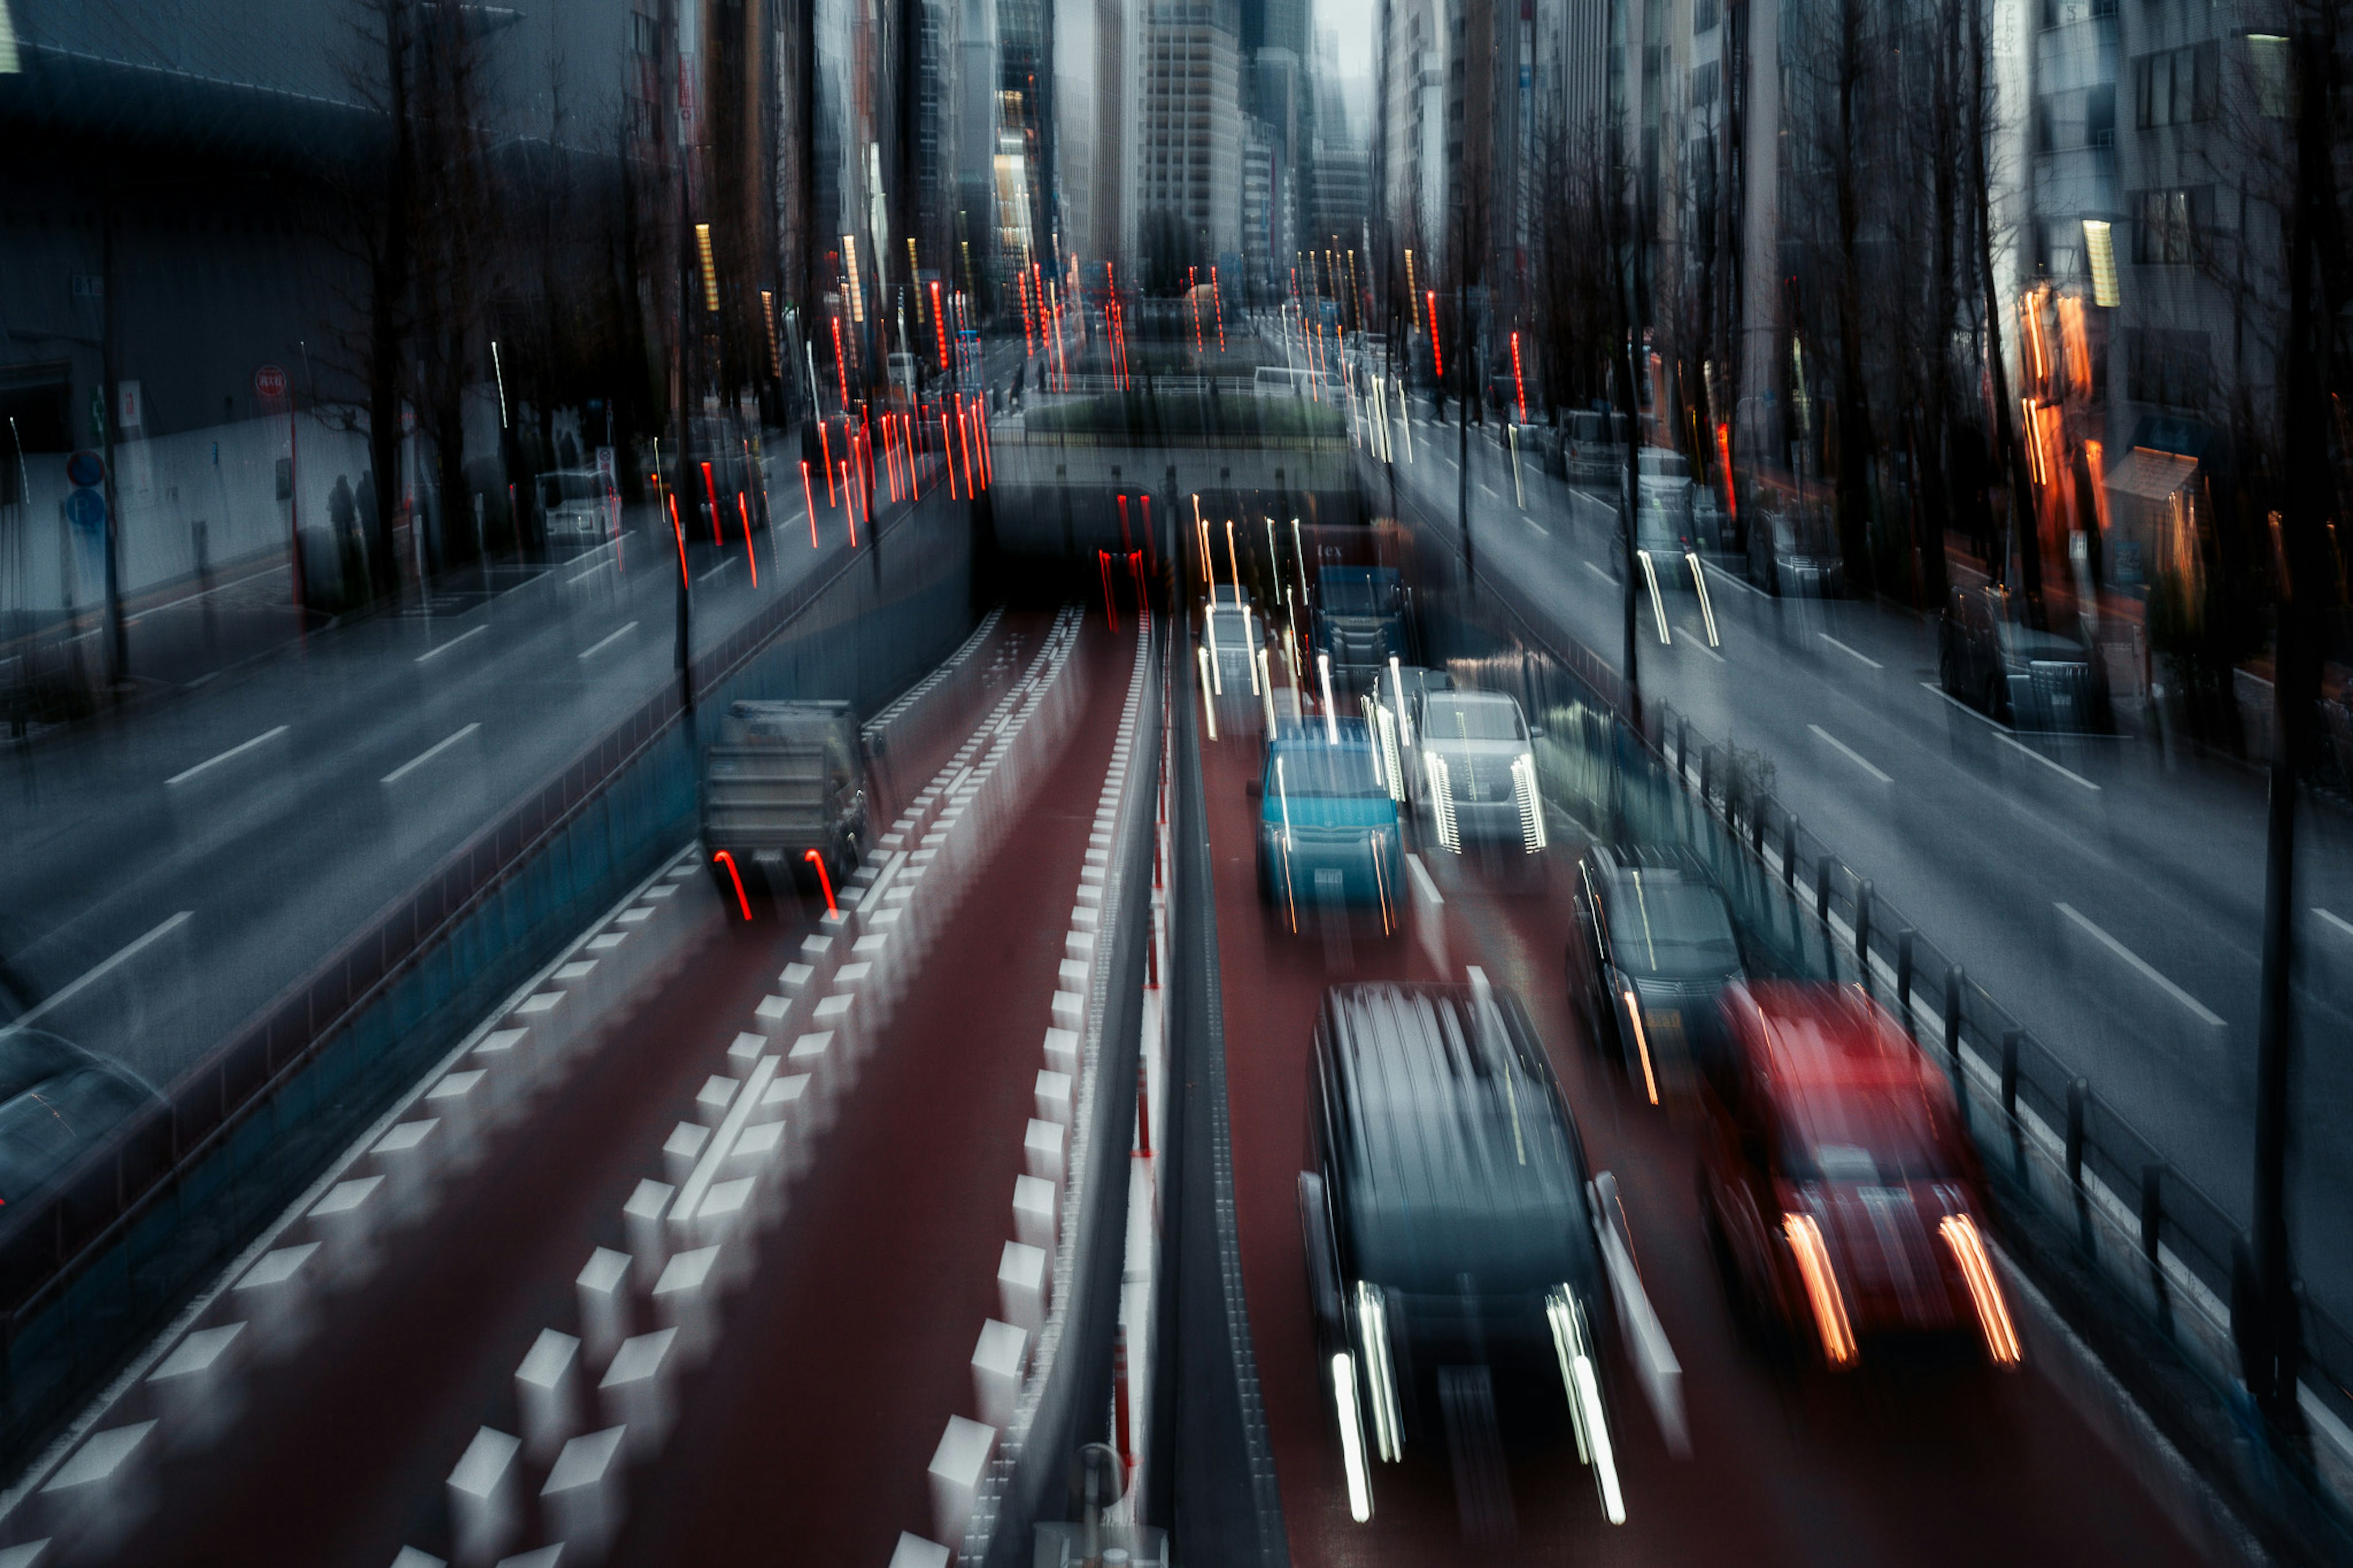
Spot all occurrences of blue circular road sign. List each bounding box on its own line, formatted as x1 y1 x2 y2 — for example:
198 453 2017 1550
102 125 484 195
65 450 105 488
65 487 107 533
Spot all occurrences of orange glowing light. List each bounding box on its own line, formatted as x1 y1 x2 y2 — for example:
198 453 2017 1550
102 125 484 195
668 494 689 589
1427 293 1443 380
1784 1213 1857 1366
1939 1214 2023 1366
712 850 752 920
801 460 819 547
942 412 957 498
832 314 849 409
820 421 837 505
804 849 838 915
1623 990 1660 1105
702 461 723 545
737 493 757 585
1511 331 1527 424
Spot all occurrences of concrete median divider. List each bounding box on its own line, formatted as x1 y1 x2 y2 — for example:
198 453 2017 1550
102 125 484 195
0 843 729 1556
2 604 1097 1568
884 611 1158 1568
327 605 1099 1568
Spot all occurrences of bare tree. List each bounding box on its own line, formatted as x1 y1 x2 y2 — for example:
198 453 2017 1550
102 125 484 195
330 0 421 604
407 2 497 575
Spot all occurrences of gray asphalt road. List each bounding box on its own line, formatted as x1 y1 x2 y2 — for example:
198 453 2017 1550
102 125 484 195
1380 416 2353 1320
0 434 955 1096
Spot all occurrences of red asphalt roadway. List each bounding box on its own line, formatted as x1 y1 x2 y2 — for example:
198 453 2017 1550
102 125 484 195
86 610 1131 1567
1192 651 2222 1567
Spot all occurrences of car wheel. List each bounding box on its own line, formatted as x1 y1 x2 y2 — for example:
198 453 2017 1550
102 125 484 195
1588 981 1623 1076
1702 1179 1792 1363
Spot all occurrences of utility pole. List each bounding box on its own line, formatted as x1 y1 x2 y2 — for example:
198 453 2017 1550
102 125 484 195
2244 18 2343 1445
1456 200 1473 579
1611 129 1645 733
99 191 127 690
672 25 695 716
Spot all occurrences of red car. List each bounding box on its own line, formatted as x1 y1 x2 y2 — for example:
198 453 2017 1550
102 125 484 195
1696 982 2021 1369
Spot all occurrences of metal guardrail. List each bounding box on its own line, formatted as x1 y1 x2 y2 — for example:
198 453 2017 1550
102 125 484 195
0 477 972 1479
1452 545 2353 1545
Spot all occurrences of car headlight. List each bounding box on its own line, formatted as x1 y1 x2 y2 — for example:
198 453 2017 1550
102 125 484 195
1545 1286 1626 1524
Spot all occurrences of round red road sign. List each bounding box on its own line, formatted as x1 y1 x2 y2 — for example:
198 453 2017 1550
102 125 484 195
253 363 289 400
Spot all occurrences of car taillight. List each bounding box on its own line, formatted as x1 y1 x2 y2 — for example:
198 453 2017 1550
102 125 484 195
1783 1212 1857 1366
1939 1213 2023 1366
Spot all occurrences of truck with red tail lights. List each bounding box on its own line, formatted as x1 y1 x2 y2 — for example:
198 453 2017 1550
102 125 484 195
699 700 869 909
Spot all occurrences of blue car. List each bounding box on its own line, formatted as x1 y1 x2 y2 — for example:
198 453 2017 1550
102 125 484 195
1251 721 1405 931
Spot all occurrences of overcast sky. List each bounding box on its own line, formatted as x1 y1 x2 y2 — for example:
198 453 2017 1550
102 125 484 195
1320 0 1374 81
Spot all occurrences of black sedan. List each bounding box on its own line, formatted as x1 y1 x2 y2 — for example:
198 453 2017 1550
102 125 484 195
1298 978 1678 1528
1938 584 2113 731
1567 845 1746 1105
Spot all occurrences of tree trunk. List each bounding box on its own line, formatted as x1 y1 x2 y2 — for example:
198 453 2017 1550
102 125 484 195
1969 0 2042 622
1832 0 1876 592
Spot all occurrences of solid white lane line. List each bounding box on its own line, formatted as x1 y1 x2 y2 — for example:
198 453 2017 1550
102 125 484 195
414 624 486 664
1702 559 1765 598
1996 732 2101 791
1920 679 2009 729
382 722 481 786
700 556 736 583
1523 516 1552 537
166 725 288 787
578 621 640 661
16 912 194 1031
2317 907 2353 940
1675 625 1725 664
1821 634 1882 670
1582 561 1612 585
2055 904 2226 1027
1808 723 1892 784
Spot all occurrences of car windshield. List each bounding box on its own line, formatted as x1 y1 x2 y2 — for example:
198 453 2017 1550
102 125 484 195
1775 1096 1962 1184
1321 576 1398 615
1999 624 2090 661
1270 744 1385 798
1604 874 1740 977
1203 607 1255 643
1422 697 1525 743
1639 449 1689 478
542 472 603 504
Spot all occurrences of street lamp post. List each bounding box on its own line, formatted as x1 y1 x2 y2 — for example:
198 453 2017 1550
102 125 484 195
1455 200 1473 580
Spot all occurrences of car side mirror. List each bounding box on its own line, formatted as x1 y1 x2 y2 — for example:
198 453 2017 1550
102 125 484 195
1529 727 1547 742
1246 777 1263 799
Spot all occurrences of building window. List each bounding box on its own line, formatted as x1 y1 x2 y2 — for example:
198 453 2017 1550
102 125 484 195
2134 42 2216 127
2247 34 2292 118
2132 186 2208 264
2126 327 2210 409
2086 83 2115 147
632 11 659 56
